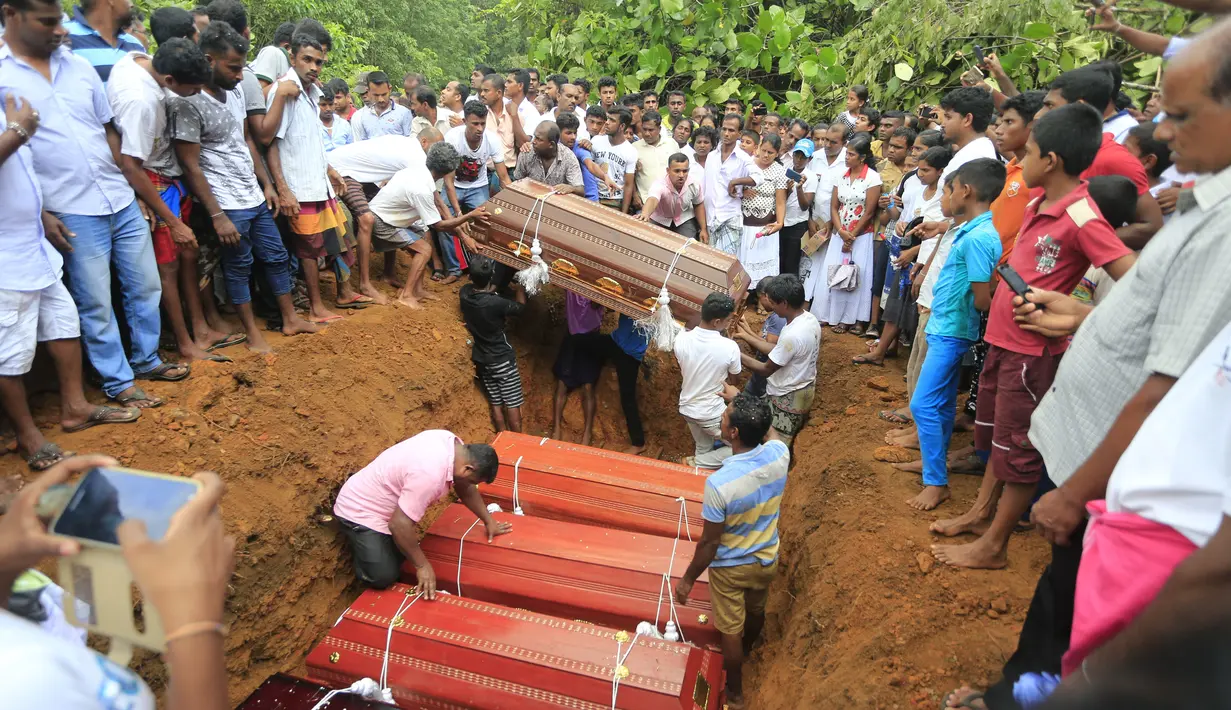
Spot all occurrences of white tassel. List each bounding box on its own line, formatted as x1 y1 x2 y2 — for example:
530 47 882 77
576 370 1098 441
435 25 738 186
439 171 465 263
515 191 554 295
636 621 664 639
663 620 680 643
486 503 503 514
636 287 682 352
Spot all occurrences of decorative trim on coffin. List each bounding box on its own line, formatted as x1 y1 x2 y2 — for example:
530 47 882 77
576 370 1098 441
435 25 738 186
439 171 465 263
495 433 710 478
483 477 707 532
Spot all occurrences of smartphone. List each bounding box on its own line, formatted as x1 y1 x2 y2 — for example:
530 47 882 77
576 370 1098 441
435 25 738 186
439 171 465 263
50 467 201 548
785 168 803 181
973 44 985 65
995 263 1041 307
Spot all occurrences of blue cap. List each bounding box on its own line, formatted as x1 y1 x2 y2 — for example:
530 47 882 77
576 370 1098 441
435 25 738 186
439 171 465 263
793 138 815 158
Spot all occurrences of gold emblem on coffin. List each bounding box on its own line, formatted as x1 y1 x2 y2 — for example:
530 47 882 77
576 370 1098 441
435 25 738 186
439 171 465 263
392 616 405 628
614 630 631 643
595 277 624 296
731 272 745 294
551 258 579 277
505 241 533 258
693 672 711 708
614 665 630 680
328 652 340 663
697 614 709 624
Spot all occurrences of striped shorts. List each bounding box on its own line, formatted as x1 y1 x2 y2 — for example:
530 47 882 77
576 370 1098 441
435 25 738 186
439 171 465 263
475 358 524 408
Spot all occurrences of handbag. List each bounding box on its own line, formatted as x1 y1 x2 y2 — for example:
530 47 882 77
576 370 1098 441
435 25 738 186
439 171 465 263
827 255 859 292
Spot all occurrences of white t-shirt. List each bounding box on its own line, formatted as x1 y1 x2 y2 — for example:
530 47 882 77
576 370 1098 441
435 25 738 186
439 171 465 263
917 226 957 309
767 311 821 396
250 45 290 84
369 164 443 229
0 609 156 710
590 135 639 201
1104 319 1231 547
673 327 741 421
506 96 542 134
107 53 179 176
940 136 998 183
326 134 425 184
896 173 924 234
784 167 819 227
914 185 945 264
1104 110 1139 145
444 125 505 189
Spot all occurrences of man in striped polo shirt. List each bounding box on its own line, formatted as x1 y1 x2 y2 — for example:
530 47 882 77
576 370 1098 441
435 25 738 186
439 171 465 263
63 0 144 82
676 392 789 710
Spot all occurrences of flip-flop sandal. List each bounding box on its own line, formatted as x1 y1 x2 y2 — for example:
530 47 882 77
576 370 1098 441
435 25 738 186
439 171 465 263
207 333 247 351
114 387 164 409
831 325 848 334
865 327 880 339
940 690 985 709
851 355 884 366
201 354 233 363
878 409 912 425
26 442 74 471
135 362 191 382
336 295 375 310
430 269 446 282
62 405 140 433
850 326 866 336
308 314 345 324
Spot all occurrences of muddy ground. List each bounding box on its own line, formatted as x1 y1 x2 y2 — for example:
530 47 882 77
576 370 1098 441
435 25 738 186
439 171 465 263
1 274 1046 708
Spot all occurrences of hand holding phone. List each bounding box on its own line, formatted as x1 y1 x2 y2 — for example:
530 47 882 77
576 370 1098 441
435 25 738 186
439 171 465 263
785 168 803 182
974 44 985 65
995 263 1038 306
51 467 202 547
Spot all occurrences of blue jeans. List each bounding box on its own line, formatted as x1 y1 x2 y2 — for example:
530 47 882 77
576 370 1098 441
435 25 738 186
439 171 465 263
220 205 292 305
57 200 163 398
909 333 974 487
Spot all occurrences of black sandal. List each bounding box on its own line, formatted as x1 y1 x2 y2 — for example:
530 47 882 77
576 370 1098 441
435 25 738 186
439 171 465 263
135 362 191 382
26 442 74 471
114 386 165 409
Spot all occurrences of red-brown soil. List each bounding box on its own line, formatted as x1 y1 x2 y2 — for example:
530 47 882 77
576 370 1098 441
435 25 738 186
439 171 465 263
1 276 1046 709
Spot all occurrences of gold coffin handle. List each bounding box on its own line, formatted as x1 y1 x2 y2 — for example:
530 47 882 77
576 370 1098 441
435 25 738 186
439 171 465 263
595 277 624 296
505 241 532 258
551 258 579 277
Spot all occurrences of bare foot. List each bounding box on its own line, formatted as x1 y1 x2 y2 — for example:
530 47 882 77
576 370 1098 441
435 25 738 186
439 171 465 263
246 334 275 354
396 295 423 310
417 290 440 302
891 459 923 474
624 445 647 455
886 425 914 439
931 538 1007 569
929 508 993 537
191 326 231 352
887 430 920 449
382 273 406 289
179 343 227 362
907 485 950 511
359 281 390 305
943 688 987 709
282 316 323 336
309 305 342 323
440 274 460 285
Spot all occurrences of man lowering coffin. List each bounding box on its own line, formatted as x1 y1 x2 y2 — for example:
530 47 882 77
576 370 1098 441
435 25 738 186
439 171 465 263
332 429 512 596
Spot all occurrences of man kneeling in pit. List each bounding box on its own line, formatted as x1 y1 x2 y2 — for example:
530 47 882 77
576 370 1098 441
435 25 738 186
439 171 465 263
332 429 513 596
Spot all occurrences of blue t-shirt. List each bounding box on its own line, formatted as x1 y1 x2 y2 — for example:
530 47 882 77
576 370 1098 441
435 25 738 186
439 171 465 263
611 315 649 361
572 144 599 201
755 313 786 363
925 210 1001 341
702 439 789 567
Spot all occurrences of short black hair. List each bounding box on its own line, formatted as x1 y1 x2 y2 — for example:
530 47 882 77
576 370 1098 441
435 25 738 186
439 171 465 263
474 63 495 76
468 254 498 288
482 73 504 91
271 20 295 46
403 71 424 85
1050 69 1114 112
722 113 744 130
555 111 580 131
890 126 918 145
326 77 349 96
585 104 608 121
953 158 1006 203
829 120 853 142
643 89 658 99
700 292 736 321
607 106 632 128
546 72 568 88
621 93 644 110
203 0 246 34
760 132 781 151
367 70 390 87
847 132 876 166
667 90 686 101
790 117 811 134
1031 103 1104 176
1088 59 1124 99
765 273 805 308
452 81 470 103
740 129 760 143
507 69 531 94
465 443 499 483
199 20 249 57
692 125 718 146
294 18 331 52
152 38 211 84
1114 91 1134 112
289 32 322 55
668 152 690 166
462 101 489 120
1086 175 1139 228
525 67 540 79
598 76 618 90
763 111 782 124
916 129 945 149
918 145 954 171
724 98 745 113
573 77 591 93
673 117 694 132
940 86 995 132
882 110 906 122
1127 121 1173 178
413 86 437 109
728 392 773 447
149 6 196 44
861 107 882 127
640 111 662 126
1001 90 1046 124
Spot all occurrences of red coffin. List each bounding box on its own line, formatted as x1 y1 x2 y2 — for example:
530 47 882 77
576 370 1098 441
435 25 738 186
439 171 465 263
405 504 718 648
486 432 708 539
306 584 725 710
235 673 398 709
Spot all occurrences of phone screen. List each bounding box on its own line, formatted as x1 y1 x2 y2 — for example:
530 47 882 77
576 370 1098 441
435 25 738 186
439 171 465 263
785 168 803 181
51 467 199 546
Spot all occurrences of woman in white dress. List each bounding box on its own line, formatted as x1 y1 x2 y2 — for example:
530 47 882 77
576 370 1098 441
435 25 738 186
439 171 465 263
811 133 882 335
736 133 788 288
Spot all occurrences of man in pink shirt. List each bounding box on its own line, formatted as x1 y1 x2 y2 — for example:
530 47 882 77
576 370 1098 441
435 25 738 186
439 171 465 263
637 153 709 242
333 429 511 596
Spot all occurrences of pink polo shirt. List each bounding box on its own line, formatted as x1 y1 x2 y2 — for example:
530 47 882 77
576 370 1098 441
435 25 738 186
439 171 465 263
333 430 460 533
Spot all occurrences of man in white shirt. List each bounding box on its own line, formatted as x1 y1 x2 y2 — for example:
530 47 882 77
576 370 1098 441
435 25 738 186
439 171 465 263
110 39 240 364
438 80 466 129
350 71 414 141
265 35 356 323
590 106 639 213
704 113 752 255
736 274 821 452
368 142 490 309
633 112 680 209
638 153 708 241
504 68 540 135
937 87 999 183
409 86 452 137
548 83 588 140
674 293 742 469
807 122 847 186
249 20 292 89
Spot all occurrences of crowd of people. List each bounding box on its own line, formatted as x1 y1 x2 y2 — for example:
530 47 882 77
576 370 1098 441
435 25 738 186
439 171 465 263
3 0 1231 706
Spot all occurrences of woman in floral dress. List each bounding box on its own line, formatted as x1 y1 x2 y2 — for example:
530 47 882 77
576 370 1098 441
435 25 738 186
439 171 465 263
811 133 882 335
737 133 789 288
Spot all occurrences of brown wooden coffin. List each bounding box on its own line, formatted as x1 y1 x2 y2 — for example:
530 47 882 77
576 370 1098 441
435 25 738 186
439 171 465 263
486 432 708 539
305 583 725 710
235 673 398 709
471 179 749 322
405 503 718 647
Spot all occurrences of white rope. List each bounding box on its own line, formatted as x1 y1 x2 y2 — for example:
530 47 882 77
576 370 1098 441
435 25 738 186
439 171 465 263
610 631 644 709
514 191 556 295
379 592 421 692
309 678 391 709
511 455 525 516
635 239 691 351
539 436 549 445
648 496 692 643
454 518 484 597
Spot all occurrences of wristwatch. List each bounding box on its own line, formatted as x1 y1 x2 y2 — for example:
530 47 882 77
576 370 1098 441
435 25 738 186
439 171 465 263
5 121 29 143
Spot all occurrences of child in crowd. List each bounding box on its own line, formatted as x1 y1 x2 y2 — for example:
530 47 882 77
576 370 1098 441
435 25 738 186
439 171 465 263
906 159 1005 511
744 291 786 397
739 130 759 157
459 256 527 433
1123 121 1175 225
674 293 742 469
930 104 1137 568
